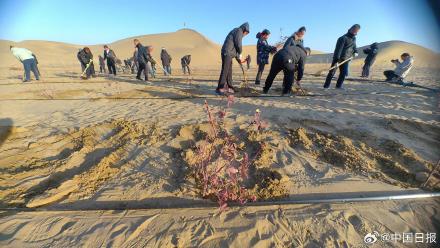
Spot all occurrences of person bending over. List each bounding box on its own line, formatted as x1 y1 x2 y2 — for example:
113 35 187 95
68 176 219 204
263 44 310 96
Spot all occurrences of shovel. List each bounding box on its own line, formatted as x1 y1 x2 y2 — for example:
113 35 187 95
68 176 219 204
313 57 353 76
81 59 93 78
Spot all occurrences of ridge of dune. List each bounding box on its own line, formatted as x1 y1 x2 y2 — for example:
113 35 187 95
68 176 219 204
1 31 439 69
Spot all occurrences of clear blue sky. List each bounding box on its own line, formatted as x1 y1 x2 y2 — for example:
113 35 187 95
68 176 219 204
0 0 439 52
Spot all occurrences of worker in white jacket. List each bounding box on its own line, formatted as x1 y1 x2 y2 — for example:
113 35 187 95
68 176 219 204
10 46 40 82
383 53 414 82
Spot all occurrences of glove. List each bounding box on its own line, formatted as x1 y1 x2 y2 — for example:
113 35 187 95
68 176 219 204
354 53 359 58
238 54 242 60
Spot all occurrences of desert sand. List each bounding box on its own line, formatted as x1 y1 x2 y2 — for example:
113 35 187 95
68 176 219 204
0 29 439 247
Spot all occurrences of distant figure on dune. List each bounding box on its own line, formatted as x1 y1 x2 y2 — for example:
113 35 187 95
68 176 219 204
216 22 250 95
10 46 40 82
77 47 95 79
134 39 154 81
98 55 106 73
104 45 118 76
323 24 360 89
255 29 277 85
263 44 310 96
161 47 172 75
384 53 414 82
132 49 139 74
181 55 191 75
146 46 157 78
361 42 379 78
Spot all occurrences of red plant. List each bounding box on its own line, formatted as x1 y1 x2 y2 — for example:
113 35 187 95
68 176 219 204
191 96 266 211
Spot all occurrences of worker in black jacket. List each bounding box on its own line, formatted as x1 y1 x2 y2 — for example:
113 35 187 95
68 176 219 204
216 22 250 94
181 55 191 75
283 26 306 49
103 45 117 75
134 39 152 81
255 29 277 85
160 47 172 75
77 47 95 79
323 24 360 89
361 42 379 77
263 45 310 95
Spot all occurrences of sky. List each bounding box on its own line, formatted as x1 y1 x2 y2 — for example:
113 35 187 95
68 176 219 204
0 0 439 52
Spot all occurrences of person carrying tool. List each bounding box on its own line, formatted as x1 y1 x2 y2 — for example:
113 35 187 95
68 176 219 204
323 24 360 89
181 55 191 75
160 47 172 75
255 29 277 85
10 46 40 82
77 47 95 79
103 45 117 75
263 44 310 96
383 53 414 82
216 22 250 95
134 39 152 81
361 42 379 78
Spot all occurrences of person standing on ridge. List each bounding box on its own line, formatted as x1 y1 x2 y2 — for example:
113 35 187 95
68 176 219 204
216 22 250 95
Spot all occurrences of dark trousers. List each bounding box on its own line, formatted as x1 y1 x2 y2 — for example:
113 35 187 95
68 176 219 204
22 58 40 81
217 54 233 90
81 62 95 78
362 63 371 77
182 65 191 75
163 65 171 75
255 63 266 84
384 70 399 81
323 59 349 88
136 62 148 80
263 55 295 94
99 64 106 73
107 61 116 75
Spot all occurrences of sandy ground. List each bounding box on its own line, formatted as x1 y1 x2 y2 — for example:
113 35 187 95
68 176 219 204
1 63 439 247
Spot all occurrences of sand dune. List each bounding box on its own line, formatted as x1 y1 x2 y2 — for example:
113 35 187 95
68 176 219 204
3 29 438 71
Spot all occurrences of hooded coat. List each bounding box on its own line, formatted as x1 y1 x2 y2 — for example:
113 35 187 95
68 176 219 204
136 43 151 64
160 49 172 66
363 43 378 65
256 32 277 65
283 33 304 49
221 22 250 59
77 49 93 65
275 44 307 81
332 32 358 61
181 55 191 65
